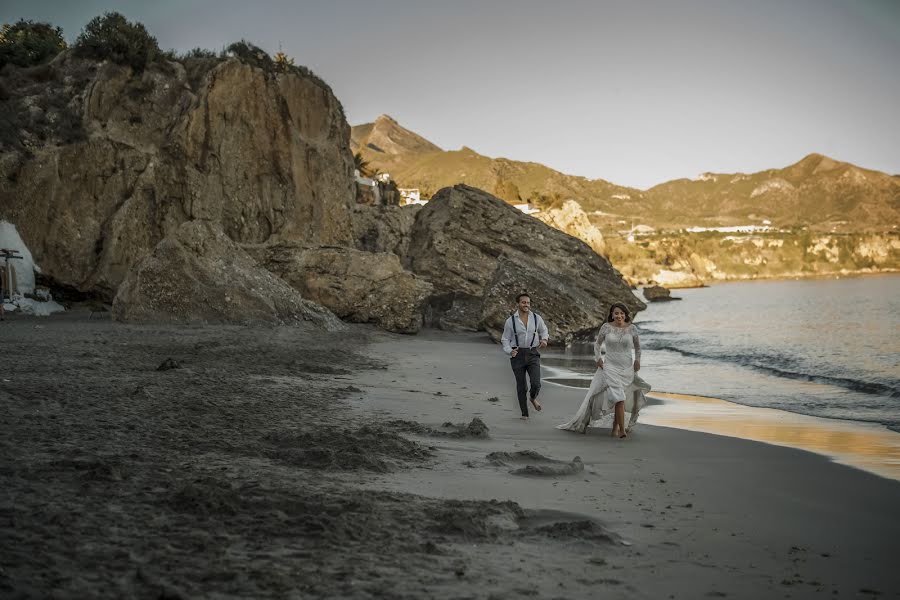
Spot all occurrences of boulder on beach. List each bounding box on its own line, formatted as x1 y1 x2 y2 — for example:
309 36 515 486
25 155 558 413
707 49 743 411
251 243 432 334
404 185 643 342
112 220 342 328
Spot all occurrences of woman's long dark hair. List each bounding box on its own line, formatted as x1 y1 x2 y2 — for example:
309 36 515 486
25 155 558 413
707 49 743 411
606 303 631 323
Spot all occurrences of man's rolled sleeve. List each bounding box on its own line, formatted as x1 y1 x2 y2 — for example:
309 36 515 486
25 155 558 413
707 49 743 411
500 318 514 354
538 316 549 342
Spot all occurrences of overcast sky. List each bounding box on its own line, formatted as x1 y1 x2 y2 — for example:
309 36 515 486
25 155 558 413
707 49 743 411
4 0 899 189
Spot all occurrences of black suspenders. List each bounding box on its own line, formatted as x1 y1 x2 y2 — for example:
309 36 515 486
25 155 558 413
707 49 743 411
510 313 538 348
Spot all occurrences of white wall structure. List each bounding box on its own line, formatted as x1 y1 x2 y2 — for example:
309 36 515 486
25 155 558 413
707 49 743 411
513 203 541 215
399 188 426 205
0 220 37 296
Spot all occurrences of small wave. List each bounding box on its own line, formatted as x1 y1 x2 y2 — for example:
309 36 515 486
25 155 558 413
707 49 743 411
650 344 900 398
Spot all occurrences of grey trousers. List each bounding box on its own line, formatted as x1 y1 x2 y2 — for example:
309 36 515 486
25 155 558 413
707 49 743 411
510 348 541 416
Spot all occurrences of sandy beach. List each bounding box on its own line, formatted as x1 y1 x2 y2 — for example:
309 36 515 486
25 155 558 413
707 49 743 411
2 313 899 599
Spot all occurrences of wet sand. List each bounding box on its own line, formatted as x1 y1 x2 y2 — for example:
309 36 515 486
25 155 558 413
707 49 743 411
2 316 899 599
641 392 900 481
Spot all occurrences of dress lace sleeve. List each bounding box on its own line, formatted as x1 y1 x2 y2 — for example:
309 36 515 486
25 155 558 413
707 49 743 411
594 323 608 361
631 324 641 361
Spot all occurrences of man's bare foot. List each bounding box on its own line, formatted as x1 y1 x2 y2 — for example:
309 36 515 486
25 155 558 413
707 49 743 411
520 415 529 420
530 398 542 412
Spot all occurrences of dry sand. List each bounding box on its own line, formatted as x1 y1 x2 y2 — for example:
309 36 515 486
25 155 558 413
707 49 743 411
1 314 899 599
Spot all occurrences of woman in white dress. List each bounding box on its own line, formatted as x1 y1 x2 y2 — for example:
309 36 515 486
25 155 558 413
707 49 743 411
557 303 651 438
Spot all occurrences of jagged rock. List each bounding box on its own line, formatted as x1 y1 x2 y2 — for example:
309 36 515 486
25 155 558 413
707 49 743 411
112 221 342 327
0 53 355 299
251 243 432 334
351 204 420 256
642 285 679 302
406 185 643 341
534 200 605 255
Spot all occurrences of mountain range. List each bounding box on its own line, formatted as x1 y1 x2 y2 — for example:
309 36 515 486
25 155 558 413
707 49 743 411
351 115 900 233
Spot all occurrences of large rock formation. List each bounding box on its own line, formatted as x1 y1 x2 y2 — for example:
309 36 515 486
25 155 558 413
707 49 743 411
1 51 643 340
251 243 432 334
113 220 341 327
0 52 355 299
404 185 643 342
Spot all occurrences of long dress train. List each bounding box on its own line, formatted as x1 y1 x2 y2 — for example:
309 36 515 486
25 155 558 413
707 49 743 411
557 322 651 433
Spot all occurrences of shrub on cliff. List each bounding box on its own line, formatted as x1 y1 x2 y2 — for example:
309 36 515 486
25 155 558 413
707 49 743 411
73 12 160 73
225 40 275 71
224 40 343 118
0 20 67 69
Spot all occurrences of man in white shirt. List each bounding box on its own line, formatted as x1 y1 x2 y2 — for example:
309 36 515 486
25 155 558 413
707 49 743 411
501 293 549 419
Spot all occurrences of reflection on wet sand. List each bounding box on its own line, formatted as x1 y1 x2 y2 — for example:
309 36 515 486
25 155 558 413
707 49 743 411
642 392 900 481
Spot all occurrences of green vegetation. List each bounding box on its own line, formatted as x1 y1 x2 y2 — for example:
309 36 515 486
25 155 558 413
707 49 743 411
0 20 66 69
181 47 218 60
354 152 373 177
73 12 161 73
0 13 345 155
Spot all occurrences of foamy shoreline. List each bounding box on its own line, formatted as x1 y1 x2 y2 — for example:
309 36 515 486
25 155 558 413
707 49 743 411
544 368 900 481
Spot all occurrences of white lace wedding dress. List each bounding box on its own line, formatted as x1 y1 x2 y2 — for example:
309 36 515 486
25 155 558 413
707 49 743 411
556 322 651 433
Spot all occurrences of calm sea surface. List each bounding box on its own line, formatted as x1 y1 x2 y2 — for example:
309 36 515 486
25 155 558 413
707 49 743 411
543 275 900 432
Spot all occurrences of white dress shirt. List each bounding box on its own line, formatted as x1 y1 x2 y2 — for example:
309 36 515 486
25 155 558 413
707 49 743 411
501 311 549 354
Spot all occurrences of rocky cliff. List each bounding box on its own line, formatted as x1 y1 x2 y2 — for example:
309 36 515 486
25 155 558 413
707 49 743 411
0 51 355 299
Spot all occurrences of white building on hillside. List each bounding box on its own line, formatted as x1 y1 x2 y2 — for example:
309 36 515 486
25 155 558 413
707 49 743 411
514 203 541 215
399 188 427 205
685 225 774 234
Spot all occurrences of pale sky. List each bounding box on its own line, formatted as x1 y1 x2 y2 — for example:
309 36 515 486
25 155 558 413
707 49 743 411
4 0 899 189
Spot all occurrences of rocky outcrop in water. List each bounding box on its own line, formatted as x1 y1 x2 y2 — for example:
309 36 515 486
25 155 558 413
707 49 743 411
642 285 679 302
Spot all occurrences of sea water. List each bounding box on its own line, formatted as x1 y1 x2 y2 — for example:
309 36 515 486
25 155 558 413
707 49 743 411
543 274 900 432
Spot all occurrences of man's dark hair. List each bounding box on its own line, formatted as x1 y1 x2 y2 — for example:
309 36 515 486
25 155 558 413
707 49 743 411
516 293 530 302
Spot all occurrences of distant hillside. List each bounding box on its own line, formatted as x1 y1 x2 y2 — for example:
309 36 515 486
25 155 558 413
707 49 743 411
351 114 442 160
351 117 900 233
